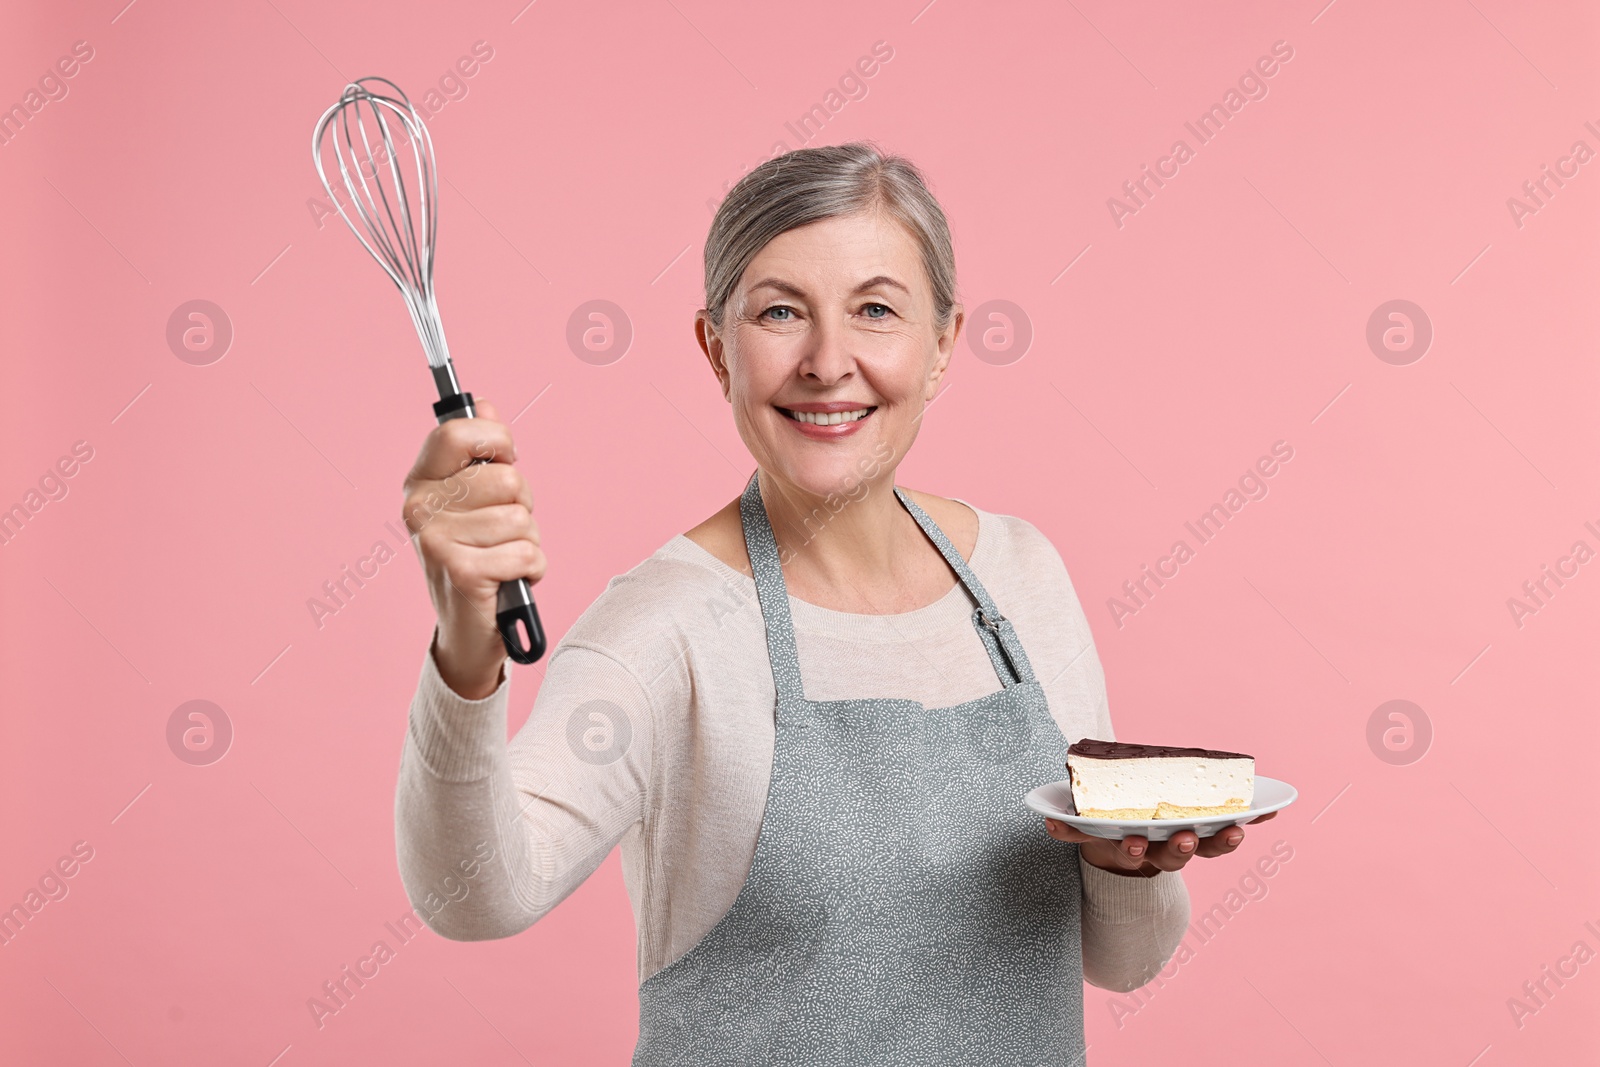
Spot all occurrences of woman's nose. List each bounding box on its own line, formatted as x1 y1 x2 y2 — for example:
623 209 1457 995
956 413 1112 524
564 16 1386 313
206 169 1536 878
796 316 854 382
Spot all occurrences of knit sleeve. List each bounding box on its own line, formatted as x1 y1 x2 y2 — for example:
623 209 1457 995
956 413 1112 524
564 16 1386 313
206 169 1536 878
1078 860 1191 992
394 630 653 941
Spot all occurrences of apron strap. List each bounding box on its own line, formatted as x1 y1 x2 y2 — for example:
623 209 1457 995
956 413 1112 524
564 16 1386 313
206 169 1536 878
893 488 1038 687
739 471 808 712
740 471 1039 710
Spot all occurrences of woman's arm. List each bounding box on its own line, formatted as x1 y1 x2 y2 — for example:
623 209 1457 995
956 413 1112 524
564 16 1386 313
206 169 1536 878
393 396 652 938
1002 514 1193 992
1073 683 1192 992
395 631 652 940
1078 856 1191 992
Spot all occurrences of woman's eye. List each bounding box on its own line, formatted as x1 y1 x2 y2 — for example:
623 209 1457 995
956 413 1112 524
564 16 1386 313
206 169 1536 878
862 303 892 319
763 306 795 321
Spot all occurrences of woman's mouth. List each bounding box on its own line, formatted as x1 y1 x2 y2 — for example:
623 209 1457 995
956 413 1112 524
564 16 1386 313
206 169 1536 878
780 406 875 425
776 405 878 438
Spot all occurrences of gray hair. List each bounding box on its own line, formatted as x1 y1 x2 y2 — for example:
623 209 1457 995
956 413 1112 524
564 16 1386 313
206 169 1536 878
702 141 957 333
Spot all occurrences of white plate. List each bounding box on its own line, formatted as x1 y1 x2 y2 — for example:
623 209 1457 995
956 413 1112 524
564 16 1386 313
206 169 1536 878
1025 775 1298 842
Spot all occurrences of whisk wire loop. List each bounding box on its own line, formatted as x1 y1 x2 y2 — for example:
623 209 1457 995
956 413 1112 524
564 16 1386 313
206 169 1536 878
313 77 450 370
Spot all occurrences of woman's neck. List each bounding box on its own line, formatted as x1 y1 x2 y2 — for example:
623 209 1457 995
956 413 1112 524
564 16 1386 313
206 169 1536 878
683 472 978 616
758 469 956 615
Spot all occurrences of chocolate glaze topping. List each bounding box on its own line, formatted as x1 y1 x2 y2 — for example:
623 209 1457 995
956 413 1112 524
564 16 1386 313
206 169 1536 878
1067 738 1252 761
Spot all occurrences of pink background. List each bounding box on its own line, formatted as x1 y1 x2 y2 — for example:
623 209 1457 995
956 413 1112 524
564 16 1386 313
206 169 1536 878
2 0 1596 1063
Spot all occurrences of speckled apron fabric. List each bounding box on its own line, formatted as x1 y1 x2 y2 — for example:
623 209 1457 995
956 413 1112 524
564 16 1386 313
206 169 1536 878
632 471 1084 1066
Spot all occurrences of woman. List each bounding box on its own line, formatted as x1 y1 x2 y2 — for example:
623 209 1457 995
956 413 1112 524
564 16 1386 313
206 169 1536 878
395 142 1265 1063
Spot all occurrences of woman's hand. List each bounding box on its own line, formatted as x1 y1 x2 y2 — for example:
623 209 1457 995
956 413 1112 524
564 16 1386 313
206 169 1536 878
1045 812 1278 877
401 399 545 700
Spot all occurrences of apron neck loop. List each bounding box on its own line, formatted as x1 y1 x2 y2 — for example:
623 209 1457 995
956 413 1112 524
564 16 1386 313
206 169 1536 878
739 470 1040 709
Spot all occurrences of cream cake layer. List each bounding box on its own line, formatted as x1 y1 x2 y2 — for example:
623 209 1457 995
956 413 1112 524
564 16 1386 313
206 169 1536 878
1066 738 1254 819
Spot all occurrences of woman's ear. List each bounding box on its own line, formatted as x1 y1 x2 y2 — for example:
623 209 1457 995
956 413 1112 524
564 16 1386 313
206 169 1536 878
695 309 732 401
926 304 962 400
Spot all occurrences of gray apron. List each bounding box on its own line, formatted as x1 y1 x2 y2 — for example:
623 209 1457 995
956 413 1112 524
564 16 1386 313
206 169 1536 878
633 471 1084 1066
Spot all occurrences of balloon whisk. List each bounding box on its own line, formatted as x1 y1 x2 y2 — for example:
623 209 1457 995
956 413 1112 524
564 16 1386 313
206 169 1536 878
312 77 460 398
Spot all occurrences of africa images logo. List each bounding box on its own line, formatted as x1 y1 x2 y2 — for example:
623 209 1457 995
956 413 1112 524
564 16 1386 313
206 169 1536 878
1105 40 1296 229
1107 441 1295 628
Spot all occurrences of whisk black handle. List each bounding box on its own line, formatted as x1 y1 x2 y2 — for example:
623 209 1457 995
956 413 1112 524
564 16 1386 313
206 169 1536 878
433 391 548 665
493 573 547 665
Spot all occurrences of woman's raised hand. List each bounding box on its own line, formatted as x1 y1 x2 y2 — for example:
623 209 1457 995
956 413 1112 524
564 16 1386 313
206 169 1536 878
401 399 545 699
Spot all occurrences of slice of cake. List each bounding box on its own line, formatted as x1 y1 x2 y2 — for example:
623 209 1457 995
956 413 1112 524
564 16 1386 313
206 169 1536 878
1066 738 1254 819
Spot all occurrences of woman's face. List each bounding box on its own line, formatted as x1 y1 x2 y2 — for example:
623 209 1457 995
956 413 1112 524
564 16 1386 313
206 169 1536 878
696 210 962 501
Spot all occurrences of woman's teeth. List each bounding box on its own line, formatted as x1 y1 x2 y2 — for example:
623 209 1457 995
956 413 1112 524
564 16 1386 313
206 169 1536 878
783 407 874 426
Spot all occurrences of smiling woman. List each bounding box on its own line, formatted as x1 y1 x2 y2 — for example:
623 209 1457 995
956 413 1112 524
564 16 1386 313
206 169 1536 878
394 142 1219 1065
